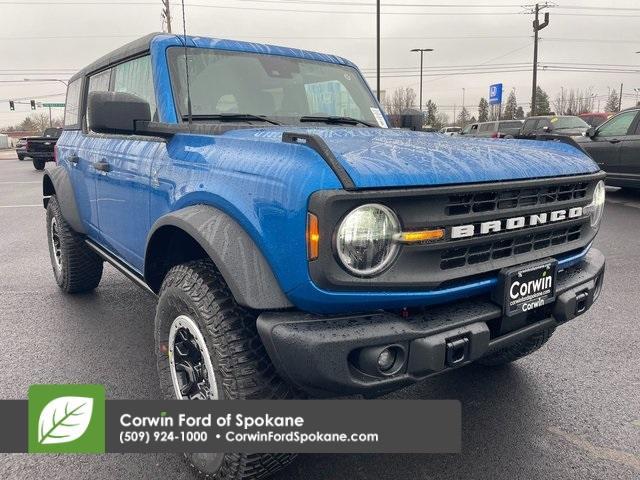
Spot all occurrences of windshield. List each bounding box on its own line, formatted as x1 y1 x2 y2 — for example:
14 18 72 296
552 117 589 130
168 47 384 127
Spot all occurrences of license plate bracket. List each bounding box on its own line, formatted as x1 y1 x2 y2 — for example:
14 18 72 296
493 258 558 317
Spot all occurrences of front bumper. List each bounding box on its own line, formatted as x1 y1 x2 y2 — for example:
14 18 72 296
257 248 605 396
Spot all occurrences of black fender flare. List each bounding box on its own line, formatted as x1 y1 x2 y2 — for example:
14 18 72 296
145 205 293 310
42 165 86 234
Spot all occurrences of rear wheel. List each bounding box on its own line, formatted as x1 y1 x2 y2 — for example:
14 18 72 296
155 259 299 480
33 159 45 170
46 195 103 293
478 327 555 367
18 154 25 161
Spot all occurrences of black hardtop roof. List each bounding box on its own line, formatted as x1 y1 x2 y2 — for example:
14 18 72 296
69 32 164 82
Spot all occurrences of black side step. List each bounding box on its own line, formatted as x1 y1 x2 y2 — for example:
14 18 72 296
282 132 356 190
85 239 157 297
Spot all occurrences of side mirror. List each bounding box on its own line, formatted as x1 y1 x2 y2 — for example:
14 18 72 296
541 125 551 133
87 91 151 135
586 127 597 138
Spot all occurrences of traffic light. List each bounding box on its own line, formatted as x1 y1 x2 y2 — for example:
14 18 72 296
9 101 14 111
30 100 36 110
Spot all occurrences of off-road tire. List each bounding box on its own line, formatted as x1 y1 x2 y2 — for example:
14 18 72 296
478 327 555 367
155 259 300 480
33 159 45 170
18 154 25 161
46 195 103 293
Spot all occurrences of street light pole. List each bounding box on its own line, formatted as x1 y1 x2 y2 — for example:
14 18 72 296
410 48 434 111
530 3 550 116
376 0 380 102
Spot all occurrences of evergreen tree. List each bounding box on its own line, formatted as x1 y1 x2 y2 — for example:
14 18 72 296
425 99 438 127
457 106 471 126
534 86 551 115
515 106 525 119
478 97 489 122
605 89 620 112
503 90 518 119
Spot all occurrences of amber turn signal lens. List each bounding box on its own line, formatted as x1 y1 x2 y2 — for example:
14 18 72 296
307 213 320 260
394 229 444 243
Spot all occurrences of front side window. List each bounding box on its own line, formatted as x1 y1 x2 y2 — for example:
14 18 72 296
86 69 112 131
112 55 157 119
168 47 384 127
597 111 637 137
64 78 82 129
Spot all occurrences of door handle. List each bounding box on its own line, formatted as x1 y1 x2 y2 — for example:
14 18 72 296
608 139 621 144
93 160 111 172
68 154 79 164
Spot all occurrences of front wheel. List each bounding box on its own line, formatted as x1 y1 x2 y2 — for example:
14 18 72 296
33 159 45 170
155 259 299 480
46 195 103 293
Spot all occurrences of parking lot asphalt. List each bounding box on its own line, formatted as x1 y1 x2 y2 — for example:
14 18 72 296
0 149 638 480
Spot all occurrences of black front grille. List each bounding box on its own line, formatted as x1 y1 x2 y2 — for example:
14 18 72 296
441 225 583 270
446 182 589 216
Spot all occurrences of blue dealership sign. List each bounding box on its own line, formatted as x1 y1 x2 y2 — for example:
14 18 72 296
489 83 503 105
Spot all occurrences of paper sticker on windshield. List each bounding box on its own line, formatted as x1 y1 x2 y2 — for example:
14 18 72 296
550 117 559 123
370 108 388 128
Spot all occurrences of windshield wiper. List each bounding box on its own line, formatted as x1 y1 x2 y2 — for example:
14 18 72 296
182 113 281 125
299 115 375 127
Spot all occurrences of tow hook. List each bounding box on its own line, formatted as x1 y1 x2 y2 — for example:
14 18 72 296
445 337 470 366
574 289 589 315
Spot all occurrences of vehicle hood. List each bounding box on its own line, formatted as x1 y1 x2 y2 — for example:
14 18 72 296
223 127 600 189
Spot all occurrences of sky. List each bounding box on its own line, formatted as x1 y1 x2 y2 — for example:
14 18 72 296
1 0 639 127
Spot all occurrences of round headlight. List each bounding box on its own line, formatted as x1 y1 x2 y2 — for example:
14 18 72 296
588 180 605 227
335 204 400 277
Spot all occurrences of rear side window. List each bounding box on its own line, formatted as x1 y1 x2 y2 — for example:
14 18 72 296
64 78 82 129
500 121 522 129
112 55 157 120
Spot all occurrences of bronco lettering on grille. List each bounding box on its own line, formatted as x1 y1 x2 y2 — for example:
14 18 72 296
450 207 584 239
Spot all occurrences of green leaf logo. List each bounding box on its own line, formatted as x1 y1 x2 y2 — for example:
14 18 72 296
37 396 94 445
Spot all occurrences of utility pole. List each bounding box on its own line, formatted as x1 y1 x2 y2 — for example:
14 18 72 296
410 48 434 111
529 3 550 116
376 0 380 101
162 0 172 33
619 83 623 111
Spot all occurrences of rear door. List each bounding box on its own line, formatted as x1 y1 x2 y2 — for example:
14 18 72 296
92 55 161 271
616 111 640 187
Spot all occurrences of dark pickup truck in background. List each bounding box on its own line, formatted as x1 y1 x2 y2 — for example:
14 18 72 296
26 127 62 170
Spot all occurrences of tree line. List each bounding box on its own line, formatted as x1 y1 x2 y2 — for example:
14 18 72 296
1 112 63 133
384 85 629 128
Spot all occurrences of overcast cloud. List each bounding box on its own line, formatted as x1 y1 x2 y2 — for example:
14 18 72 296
1 0 639 126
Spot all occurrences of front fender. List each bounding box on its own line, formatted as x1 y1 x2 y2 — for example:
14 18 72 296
145 205 293 310
43 165 86 234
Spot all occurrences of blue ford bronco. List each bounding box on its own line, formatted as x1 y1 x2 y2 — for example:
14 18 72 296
43 33 606 479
